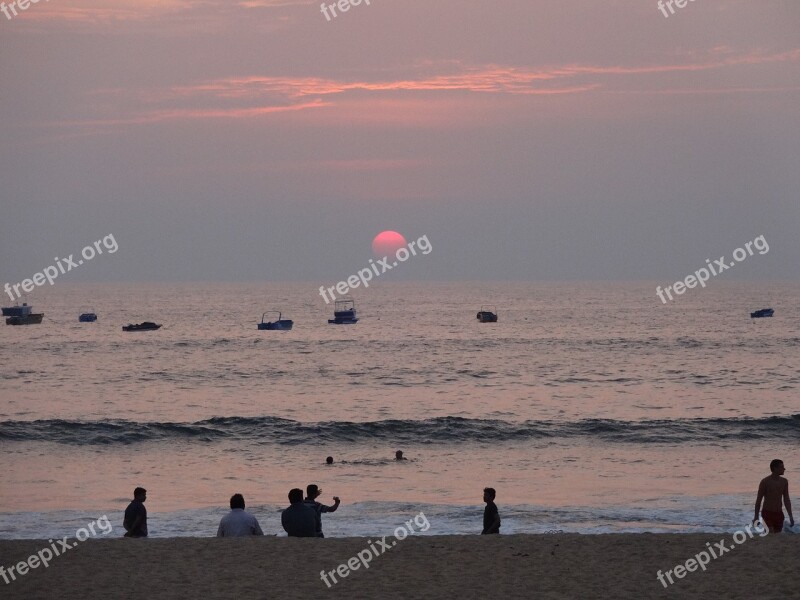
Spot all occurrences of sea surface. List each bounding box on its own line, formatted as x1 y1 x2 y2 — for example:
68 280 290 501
1 282 798 539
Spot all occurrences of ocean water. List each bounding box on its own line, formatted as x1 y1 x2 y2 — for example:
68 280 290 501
1 282 798 539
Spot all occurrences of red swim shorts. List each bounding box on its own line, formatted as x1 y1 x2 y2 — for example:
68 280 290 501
761 510 784 531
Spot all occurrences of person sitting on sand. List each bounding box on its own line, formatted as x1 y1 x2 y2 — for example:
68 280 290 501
123 487 148 538
482 487 501 535
754 459 794 534
395 450 408 461
217 494 264 537
304 484 340 538
282 488 318 537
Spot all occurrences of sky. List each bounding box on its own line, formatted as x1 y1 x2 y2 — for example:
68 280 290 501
1 0 798 284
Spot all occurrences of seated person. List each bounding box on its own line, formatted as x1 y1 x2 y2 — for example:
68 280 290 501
217 494 264 537
281 488 318 537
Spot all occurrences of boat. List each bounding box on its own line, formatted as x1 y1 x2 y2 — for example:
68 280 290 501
750 308 774 319
476 305 498 323
79 309 98 322
258 311 293 330
6 313 44 325
122 322 162 332
2 302 33 317
328 297 358 324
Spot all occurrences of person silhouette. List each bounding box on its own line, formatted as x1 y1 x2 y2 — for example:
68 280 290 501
754 459 794 534
482 487 501 535
217 494 264 537
281 488 317 537
303 484 340 538
123 487 148 538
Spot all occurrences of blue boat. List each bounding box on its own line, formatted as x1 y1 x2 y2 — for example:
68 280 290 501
328 297 358 324
258 311 293 330
750 308 774 319
477 305 498 323
79 308 98 322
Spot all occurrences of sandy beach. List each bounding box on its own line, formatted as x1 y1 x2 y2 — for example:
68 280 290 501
1 534 797 599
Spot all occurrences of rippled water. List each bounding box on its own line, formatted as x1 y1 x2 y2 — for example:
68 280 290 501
1 282 798 538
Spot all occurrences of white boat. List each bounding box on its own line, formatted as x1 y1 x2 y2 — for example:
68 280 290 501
328 297 358 324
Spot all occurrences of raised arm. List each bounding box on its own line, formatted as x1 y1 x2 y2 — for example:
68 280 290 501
322 497 341 513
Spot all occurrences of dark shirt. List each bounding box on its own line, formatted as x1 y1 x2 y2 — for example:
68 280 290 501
483 501 500 534
303 500 335 537
281 503 318 537
124 499 148 537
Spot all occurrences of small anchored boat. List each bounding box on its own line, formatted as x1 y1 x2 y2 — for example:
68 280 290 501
750 308 774 319
79 308 98 322
258 311 293 330
2 302 33 317
328 297 358 324
476 305 498 323
6 312 44 325
122 322 162 332
3 302 43 325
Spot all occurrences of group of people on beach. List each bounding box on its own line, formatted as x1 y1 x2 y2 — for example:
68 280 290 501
214 483 342 538
122 458 793 538
122 451 442 539
122 484 344 539
124 484 499 538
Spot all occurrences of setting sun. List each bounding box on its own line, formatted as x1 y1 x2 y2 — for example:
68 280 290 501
371 230 407 258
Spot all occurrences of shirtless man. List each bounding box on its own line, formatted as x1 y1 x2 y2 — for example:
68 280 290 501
754 459 794 534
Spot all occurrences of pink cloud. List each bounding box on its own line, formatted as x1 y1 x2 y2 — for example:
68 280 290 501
11 0 311 23
41 48 799 133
